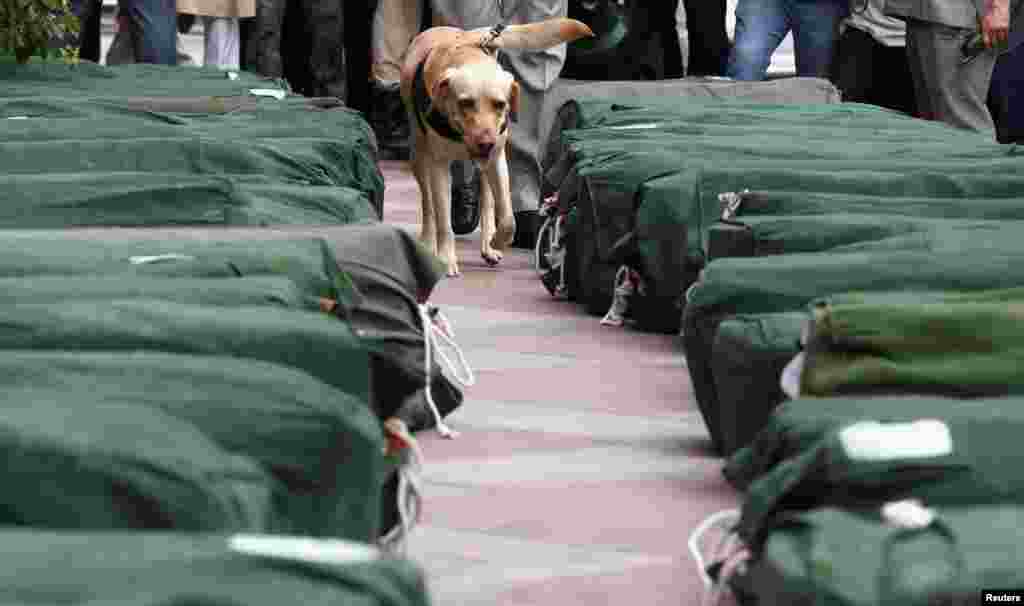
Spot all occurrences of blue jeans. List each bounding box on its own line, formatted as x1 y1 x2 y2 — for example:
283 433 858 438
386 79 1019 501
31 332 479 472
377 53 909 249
727 0 849 80
120 0 177 65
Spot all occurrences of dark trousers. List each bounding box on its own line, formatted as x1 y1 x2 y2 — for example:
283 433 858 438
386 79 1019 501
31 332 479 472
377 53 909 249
73 0 103 62
831 26 917 116
122 0 177 64
685 0 730 76
988 42 1024 143
249 0 346 101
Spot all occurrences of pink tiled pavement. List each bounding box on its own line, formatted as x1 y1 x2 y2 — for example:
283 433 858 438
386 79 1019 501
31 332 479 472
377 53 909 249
380 160 740 606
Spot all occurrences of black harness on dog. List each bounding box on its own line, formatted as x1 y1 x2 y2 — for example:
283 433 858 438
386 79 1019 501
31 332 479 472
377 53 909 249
412 23 510 144
412 54 465 143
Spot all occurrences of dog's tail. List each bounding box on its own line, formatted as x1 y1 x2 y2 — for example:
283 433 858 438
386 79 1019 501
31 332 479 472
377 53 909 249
485 18 593 52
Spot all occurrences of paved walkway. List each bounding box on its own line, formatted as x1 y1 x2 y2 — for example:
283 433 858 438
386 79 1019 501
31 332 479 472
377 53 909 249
380 160 740 605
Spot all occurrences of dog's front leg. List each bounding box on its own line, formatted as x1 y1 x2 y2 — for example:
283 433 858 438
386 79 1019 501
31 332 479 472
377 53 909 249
428 158 459 277
411 146 438 257
484 144 516 252
478 161 501 266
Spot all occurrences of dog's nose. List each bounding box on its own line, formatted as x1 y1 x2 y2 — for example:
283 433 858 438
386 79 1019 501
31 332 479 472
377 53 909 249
477 142 495 158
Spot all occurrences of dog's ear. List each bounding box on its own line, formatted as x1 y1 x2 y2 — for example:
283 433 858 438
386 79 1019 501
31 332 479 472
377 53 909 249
431 67 458 103
508 80 521 117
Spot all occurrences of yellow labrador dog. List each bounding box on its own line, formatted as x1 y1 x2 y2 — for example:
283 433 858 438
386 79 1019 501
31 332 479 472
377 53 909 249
400 18 593 277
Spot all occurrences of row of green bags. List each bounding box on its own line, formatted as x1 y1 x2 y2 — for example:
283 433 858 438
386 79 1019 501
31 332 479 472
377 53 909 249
0 172 376 228
0 226 458 428
682 223 1024 453
0 64 385 220
541 95 1022 326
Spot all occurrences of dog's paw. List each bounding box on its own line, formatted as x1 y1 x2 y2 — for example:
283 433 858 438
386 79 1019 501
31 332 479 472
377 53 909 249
493 220 516 251
481 248 503 266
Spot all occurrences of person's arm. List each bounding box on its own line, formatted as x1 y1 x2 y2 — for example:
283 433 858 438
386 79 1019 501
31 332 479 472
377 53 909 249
980 0 1010 48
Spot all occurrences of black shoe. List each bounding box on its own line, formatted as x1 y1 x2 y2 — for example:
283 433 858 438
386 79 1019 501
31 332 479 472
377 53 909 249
451 162 481 235
511 210 540 249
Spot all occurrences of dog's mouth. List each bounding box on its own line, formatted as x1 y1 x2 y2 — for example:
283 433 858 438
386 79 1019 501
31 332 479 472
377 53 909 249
469 143 496 160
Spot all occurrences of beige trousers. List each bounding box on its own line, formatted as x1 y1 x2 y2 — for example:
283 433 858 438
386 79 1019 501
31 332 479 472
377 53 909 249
370 0 422 84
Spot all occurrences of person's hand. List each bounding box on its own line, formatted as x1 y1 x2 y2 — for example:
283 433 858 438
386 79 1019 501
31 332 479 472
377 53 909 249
980 0 1010 48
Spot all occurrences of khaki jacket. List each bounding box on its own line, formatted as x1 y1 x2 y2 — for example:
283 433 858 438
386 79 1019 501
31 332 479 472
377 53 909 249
177 0 255 19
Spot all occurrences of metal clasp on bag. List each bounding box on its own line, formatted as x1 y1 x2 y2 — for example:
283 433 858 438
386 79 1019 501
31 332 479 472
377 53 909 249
718 190 750 221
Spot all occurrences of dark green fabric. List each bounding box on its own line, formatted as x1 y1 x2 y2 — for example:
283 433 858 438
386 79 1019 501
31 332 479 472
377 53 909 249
0 529 430 606
683 234 1024 430
320 223 462 433
731 505 1024 606
710 312 806 456
0 234 356 307
0 389 273 531
633 162 1024 333
0 94 384 216
801 289 1024 398
0 136 381 191
0 173 375 228
0 229 460 427
540 80 843 184
723 394 1024 544
724 394 1020 490
0 299 377 415
0 62 291 99
708 214 1024 260
553 133 1023 320
0 275 314 309
0 350 385 541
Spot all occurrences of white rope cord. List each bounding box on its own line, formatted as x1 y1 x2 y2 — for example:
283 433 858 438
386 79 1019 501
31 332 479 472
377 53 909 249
553 214 568 297
688 508 742 588
534 214 555 276
418 304 476 439
701 547 751 606
600 265 633 327
379 433 425 554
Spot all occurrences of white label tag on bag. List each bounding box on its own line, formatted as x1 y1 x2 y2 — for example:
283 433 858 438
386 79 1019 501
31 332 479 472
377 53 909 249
840 419 953 462
881 499 936 529
128 253 196 265
228 534 379 566
249 88 287 100
606 123 662 131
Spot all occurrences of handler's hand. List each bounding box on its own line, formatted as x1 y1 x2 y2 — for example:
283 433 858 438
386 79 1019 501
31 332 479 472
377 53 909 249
980 0 1010 48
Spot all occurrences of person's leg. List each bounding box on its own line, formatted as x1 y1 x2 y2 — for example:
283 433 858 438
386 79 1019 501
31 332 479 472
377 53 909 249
124 0 177 64
727 0 791 80
249 0 287 78
303 0 346 100
912 20 996 132
875 44 918 116
674 0 690 76
685 0 729 75
499 0 568 220
368 0 421 159
789 0 848 78
202 16 241 69
830 26 877 103
76 0 103 63
903 20 935 120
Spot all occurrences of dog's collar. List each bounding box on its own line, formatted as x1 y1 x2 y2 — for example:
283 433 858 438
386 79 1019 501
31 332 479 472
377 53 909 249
413 55 464 143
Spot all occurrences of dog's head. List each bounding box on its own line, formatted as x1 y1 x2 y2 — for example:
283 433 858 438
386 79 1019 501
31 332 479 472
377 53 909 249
432 60 519 161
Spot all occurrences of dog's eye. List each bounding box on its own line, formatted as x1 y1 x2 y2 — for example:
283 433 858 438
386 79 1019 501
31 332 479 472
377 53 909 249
492 100 507 112
457 98 475 111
